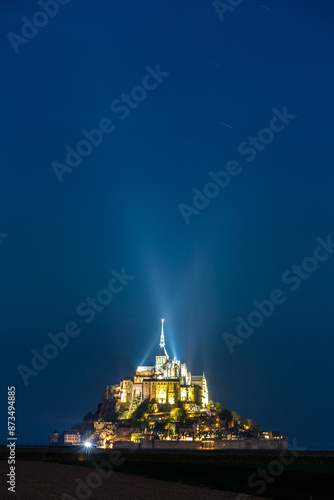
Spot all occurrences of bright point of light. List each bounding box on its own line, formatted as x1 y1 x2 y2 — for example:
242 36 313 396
84 441 92 448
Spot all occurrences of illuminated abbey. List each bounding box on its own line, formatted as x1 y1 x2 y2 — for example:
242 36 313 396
50 319 288 450
109 319 209 408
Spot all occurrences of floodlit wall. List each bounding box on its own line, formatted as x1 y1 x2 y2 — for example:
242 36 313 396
113 438 288 451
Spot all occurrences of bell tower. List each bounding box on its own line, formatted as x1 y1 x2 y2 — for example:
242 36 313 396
155 318 169 369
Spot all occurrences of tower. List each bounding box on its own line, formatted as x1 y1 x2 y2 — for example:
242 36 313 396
155 318 169 369
160 318 166 350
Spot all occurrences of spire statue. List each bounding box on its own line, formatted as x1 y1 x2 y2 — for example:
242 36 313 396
160 318 165 348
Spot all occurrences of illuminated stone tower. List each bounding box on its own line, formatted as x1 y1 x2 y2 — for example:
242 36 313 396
155 318 169 369
129 319 209 406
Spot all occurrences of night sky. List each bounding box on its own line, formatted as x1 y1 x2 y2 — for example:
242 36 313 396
1 0 334 450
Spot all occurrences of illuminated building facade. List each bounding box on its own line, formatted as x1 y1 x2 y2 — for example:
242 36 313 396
48 429 81 446
110 319 209 408
63 430 81 444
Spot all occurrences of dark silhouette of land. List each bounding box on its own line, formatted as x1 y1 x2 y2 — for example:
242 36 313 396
0 447 333 499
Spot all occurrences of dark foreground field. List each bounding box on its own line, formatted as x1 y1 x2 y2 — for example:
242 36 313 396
0 460 260 500
0 447 333 500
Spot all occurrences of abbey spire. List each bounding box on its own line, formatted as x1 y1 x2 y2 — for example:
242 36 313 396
155 318 169 369
160 318 166 348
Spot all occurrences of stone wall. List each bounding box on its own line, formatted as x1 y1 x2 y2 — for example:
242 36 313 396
114 440 139 450
214 439 288 451
113 438 288 451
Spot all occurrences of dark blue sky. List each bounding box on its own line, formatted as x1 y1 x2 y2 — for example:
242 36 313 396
1 0 334 449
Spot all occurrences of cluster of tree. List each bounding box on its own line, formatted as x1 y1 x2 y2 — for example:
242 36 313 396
131 398 150 421
173 401 187 422
208 401 240 423
81 398 242 431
